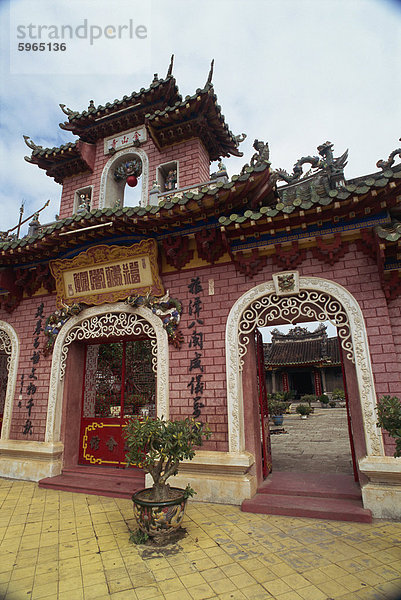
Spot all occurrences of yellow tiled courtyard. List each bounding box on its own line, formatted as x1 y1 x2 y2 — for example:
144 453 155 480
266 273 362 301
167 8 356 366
0 479 401 600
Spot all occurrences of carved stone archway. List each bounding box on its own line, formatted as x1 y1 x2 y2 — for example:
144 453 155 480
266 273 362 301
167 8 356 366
0 321 19 441
45 303 169 443
225 276 383 457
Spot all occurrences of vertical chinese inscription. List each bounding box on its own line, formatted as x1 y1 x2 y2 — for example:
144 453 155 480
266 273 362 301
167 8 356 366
22 302 44 435
187 277 205 418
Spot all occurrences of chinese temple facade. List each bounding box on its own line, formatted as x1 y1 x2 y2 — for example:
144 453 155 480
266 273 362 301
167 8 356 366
264 324 343 397
0 59 401 520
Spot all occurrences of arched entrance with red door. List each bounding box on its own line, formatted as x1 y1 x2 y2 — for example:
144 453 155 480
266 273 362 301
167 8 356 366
42 303 169 481
225 274 384 517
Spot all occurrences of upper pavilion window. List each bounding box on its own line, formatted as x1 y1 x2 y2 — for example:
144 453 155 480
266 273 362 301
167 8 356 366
99 149 149 209
157 161 178 193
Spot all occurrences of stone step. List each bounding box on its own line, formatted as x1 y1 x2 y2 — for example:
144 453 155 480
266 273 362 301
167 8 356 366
257 471 362 500
241 493 372 523
39 466 145 499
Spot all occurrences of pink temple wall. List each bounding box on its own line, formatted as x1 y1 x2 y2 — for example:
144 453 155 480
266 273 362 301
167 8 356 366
0 243 399 457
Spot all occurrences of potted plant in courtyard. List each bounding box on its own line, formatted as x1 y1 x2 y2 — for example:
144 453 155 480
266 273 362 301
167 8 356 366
296 403 313 419
376 395 401 457
267 394 289 426
319 394 330 408
300 394 316 413
124 416 211 540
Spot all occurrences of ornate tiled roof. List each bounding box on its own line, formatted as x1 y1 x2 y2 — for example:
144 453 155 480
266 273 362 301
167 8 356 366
24 138 95 183
24 64 246 180
59 70 182 142
0 159 274 264
218 158 401 227
145 82 243 160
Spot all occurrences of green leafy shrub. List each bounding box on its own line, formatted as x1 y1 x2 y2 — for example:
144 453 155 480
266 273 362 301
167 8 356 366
296 404 312 416
301 394 317 406
124 416 211 501
332 388 345 401
376 396 401 457
329 400 337 408
267 395 289 416
319 394 330 405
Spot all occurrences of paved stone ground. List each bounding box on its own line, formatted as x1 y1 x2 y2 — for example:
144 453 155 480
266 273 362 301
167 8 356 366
270 408 354 475
1 478 401 600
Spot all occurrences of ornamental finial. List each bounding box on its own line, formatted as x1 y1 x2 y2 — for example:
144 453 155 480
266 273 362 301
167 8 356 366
206 59 214 86
376 138 401 171
166 54 174 77
23 135 42 151
59 104 79 118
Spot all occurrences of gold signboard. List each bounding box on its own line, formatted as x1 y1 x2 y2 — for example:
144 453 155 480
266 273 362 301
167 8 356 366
50 239 164 308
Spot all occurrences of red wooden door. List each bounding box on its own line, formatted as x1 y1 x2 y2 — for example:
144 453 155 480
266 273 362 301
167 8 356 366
78 339 155 467
255 329 272 478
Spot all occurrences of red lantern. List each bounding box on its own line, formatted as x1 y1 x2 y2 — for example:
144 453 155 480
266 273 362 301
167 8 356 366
126 175 138 187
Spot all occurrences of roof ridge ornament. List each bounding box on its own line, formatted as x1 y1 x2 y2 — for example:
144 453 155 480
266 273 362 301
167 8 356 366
276 141 348 186
376 138 401 171
23 135 43 151
234 133 247 147
166 54 174 77
206 59 214 86
59 104 79 118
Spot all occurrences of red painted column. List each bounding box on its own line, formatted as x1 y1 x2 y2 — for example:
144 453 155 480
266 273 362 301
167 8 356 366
282 371 289 392
313 369 322 396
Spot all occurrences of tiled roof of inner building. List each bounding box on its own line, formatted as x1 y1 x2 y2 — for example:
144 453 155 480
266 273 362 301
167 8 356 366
264 337 341 366
0 160 271 253
218 163 401 227
60 75 181 125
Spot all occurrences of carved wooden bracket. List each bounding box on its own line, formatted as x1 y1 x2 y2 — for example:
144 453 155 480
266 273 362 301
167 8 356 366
233 249 267 278
383 271 401 301
311 234 349 266
355 229 377 261
162 235 194 270
195 228 227 264
273 241 306 270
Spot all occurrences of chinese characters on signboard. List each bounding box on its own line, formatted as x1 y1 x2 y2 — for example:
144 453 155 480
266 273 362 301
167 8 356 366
50 240 164 308
104 126 147 154
20 302 44 435
67 258 145 298
187 277 205 418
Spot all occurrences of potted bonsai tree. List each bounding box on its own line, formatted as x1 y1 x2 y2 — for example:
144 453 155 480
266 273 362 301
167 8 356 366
124 416 211 540
319 394 330 408
267 394 289 426
300 394 316 413
376 395 401 457
296 403 313 419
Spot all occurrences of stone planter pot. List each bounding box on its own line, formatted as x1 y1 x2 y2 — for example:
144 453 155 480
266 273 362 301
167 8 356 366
272 415 284 426
132 487 188 539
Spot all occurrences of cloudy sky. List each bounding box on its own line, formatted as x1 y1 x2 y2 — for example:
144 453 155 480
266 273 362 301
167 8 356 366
0 0 400 235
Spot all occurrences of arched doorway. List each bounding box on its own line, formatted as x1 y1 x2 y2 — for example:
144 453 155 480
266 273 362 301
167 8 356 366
225 274 383 517
259 320 355 477
44 303 169 469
